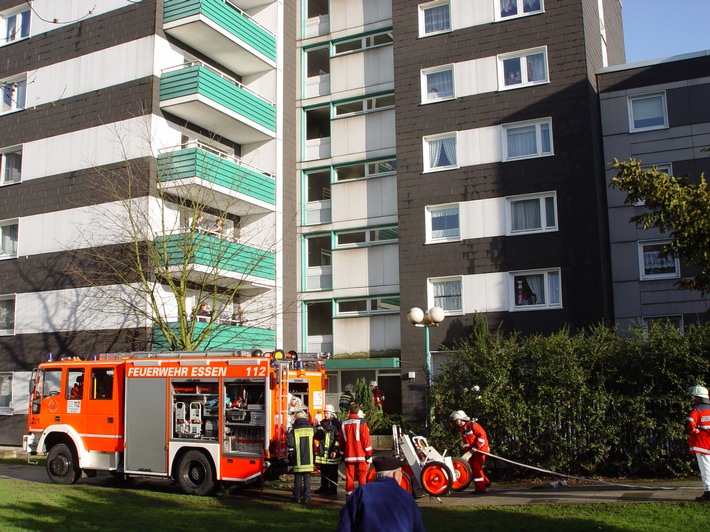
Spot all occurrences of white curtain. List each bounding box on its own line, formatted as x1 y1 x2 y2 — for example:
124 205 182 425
526 274 544 304
4 152 21 183
1 224 17 256
441 137 457 166
526 53 546 82
507 125 536 158
427 70 454 98
0 298 13 330
424 5 451 33
432 208 459 239
540 123 551 153
434 280 461 310
511 199 541 231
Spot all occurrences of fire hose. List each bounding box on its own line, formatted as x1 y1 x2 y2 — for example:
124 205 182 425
462 449 676 490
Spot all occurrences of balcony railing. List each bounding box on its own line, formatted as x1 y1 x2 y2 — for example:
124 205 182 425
158 142 275 215
152 321 276 351
164 0 276 75
160 62 276 144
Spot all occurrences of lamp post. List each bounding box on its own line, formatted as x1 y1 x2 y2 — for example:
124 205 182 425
407 306 445 431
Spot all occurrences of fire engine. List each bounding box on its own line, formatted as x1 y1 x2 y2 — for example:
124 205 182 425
22 349 328 495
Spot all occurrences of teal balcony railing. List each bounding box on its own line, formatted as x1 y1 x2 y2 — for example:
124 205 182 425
158 143 275 215
152 321 276 351
160 62 276 144
164 0 276 75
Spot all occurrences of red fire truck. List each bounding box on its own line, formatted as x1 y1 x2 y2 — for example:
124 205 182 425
22 349 328 495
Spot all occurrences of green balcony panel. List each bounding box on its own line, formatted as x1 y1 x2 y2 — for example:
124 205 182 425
152 322 276 351
158 148 276 206
164 0 276 63
159 233 275 281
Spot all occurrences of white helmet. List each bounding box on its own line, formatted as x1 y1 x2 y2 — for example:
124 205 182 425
451 410 470 422
324 404 336 413
370 381 377 387
689 385 709 399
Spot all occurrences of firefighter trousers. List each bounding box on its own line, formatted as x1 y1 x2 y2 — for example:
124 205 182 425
468 452 490 492
344 461 368 498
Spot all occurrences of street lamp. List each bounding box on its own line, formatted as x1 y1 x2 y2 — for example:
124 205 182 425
407 306 445 430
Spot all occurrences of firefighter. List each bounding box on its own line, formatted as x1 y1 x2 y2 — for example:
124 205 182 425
451 410 490 494
315 404 341 495
370 381 384 411
287 410 316 505
69 375 83 399
339 384 355 413
339 403 373 499
687 385 710 502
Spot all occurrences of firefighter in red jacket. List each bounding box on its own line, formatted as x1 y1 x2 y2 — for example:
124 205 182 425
687 385 710 502
452 410 490 494
339 403 373 499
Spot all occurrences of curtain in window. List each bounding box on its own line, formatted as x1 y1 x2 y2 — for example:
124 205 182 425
632 97 664 128
643 247 675 275
20 10 30 38
1 225 17 256
424 5 451 33
431 208 459 239
427 70 454 99
441 136 457 166
540 123 551 153
511 199 541 231
548 272 560 304
434 280 461 311
507 125 536 158
4 152 21 183
526 53 546 82
525 274 544 304
429 137 456 168
0 298 13 330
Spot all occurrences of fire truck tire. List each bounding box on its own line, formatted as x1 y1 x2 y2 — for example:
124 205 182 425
420 461 452 496
176 450 217 496
450 457 473 491
47 443 81 485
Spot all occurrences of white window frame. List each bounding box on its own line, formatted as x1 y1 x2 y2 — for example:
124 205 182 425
0 372 12 413
426 204 461 243
0 146 21 185
642 315 684 333
634 163 672 206
335 226 398 249
628 92 668 133
333 93 395 118
421 65 455 103
638 240 679 280
498 47 549 90
502 117 553 161
1 74 26 114
0 219 18 259
1 5 30 46
505 192 557 235
496 0 544 22
419 0 452 37
335 296 400 317
334 158 397 182
0 294 15 336
332 31 393 56
428 276 463 315
424 132 458 172
509 268 562 311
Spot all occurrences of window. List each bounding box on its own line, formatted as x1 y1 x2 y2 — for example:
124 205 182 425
335 226 398 248
1 220 17 258
333 31 393 55
628 93 667 132
0 295 14 335
1 148 21 185
510 269 561 310
336 296 400 316
419 1 451 36
506 192 557 235
642 315 683 332
429 278 462 313
635 163 672 206
66 370 85 400
1 76 26 113
91 368 114 400
639 241 679 280
424 133 457 171
0 373 11 412
2 7 30 45
499 48 548 89
422 66 454 102
427 205 460 242
503 118 553 160
334 94 395 117
335 158 397 181
499 0 543 19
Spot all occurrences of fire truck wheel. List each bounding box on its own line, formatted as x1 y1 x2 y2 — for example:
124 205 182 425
399 470 413 493
176 450 216 496
450 457 473 491
47 443 80 485
420 461 452 496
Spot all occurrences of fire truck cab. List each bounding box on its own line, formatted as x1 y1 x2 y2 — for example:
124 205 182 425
23 350 328 495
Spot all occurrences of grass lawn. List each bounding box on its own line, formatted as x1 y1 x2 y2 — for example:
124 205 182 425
1 478 709 531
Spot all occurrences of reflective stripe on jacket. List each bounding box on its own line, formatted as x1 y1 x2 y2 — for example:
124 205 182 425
339 414 372 462
287 418 316 472
315 418 341 465
687 402 710 455
461 420 490 454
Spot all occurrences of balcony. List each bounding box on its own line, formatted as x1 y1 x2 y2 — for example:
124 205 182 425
160 62 276 144
163 0 276 76
159 232 275 289
158 142 275 216
152 321 276 351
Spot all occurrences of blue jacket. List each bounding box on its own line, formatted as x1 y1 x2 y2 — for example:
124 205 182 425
336 477 425 532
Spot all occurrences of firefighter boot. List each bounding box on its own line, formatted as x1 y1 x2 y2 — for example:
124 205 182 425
695 491 710 502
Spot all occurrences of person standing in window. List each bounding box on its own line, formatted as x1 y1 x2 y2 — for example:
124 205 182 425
502 0 517 17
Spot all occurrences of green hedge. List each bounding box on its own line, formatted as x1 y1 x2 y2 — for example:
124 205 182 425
429 320 710 479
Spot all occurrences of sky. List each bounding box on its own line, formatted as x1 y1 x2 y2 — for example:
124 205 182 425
622 0 710 63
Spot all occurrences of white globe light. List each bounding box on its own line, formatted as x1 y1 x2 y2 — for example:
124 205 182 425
407 307 424 324
427 306 445 324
